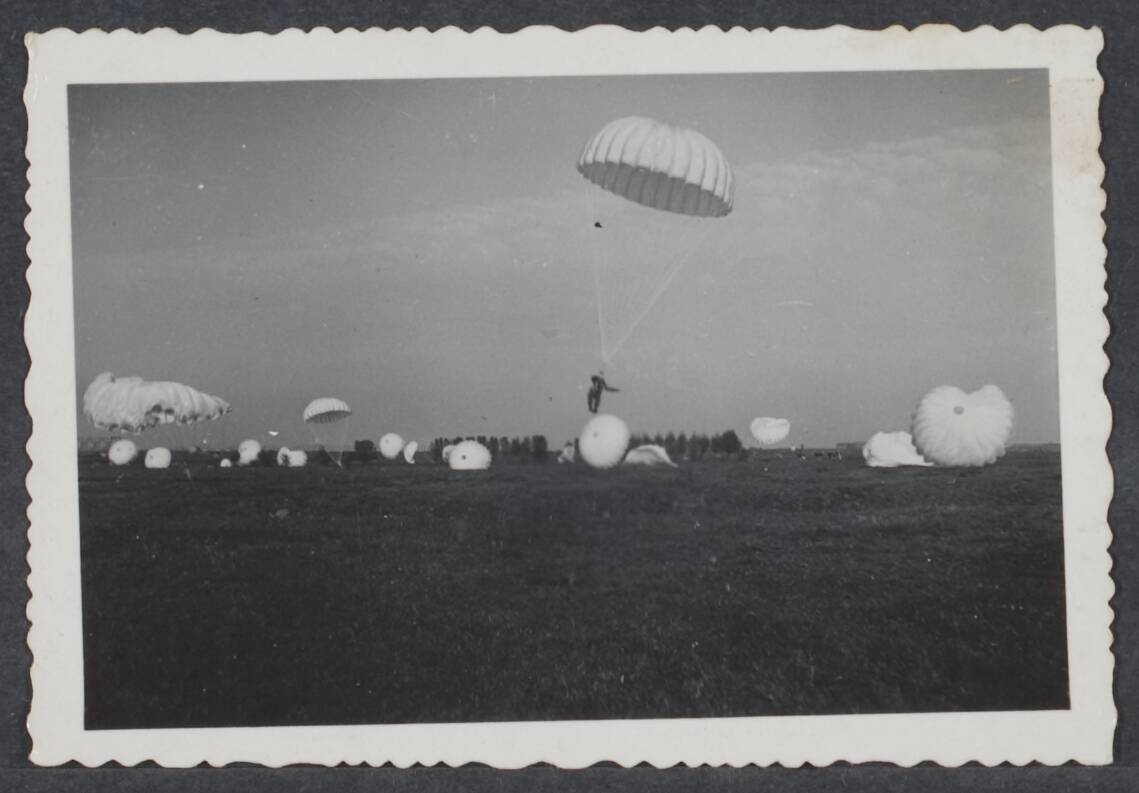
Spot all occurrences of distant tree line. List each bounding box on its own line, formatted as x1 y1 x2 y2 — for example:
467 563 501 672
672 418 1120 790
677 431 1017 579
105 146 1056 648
625 430 743 461
430 435 550 463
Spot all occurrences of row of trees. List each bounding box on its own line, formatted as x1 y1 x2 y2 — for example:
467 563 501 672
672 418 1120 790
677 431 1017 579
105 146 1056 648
429 435 550 463
626 430 744 460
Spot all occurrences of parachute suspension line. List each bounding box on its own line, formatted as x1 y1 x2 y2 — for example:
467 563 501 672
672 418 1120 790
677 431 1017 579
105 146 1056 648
604 218 716 364
585 186 610 366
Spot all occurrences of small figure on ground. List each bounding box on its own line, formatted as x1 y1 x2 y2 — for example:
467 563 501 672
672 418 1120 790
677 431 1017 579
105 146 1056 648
587 372 620 414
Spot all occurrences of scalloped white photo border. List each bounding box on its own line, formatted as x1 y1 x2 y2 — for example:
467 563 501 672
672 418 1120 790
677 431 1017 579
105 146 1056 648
23 25 1112 768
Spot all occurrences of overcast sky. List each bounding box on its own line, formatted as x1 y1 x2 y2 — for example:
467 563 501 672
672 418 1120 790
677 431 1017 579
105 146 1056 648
69 70 1057 449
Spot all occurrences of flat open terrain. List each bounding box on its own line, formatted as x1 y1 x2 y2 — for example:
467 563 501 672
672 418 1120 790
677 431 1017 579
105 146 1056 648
78 449 1068 729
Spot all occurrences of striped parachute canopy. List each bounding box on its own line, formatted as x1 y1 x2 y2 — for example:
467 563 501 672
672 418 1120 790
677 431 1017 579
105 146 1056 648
577 116 734 218
83 371 231 434
302 397 352 425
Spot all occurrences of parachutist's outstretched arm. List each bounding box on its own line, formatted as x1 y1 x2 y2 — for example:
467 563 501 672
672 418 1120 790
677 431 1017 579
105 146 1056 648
604 383 620 393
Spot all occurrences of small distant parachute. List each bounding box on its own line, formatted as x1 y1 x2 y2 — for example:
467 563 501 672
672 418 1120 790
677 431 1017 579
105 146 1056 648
379 433 405 461
750 417 791 447
107 439 138 466
144 447 172 469
302 398 352 425
238 439 262 466
448 440 491 471
303 398 352 466
911 385 1014 467
403 441 419 464
578 116 734 217
83 372 230 434
623 444 677 467
219 458 233 468
862 431 932 468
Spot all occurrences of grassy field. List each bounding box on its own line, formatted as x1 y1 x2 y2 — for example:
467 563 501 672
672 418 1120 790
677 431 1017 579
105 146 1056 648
78 449 1068 729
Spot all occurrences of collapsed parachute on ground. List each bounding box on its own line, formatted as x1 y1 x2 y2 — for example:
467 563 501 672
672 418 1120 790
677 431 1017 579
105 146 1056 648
276 447 291 466
448 440 491 470
144 447 172 469
107 439 138 466
219 458 233 468
83 372 230 434
442 444 456 462
911 385 1014 467
379 433 405 461
403 441 419 464
862 431 932 468
238 439 261 466
750 417 791 447
623 444 677 467
285 449 308 468
578 116 734 218
579 414 631 469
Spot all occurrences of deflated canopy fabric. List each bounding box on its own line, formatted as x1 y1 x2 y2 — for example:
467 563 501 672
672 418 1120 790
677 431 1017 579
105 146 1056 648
303 397 352 424
750 417 791 447
911 385 1014 467
403 441 419 464
238 439 262 465
623 444 677 467
862 431 932 468
83 371 230 433
577 116 734 217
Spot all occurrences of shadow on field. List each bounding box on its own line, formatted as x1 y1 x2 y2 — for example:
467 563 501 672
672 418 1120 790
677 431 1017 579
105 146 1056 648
77 449 1068 728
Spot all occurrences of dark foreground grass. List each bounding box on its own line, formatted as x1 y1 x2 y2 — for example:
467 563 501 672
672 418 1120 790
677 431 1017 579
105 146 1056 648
78 449 1068 729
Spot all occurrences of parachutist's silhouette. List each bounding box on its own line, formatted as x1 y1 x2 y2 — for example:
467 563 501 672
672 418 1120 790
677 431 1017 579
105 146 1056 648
587 373 620 413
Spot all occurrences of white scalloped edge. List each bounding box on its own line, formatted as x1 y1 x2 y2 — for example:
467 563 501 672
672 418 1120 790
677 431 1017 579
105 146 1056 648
23 24 1112 768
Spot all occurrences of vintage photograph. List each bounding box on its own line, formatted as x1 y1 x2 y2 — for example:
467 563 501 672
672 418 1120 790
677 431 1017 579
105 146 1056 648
24 27 1112 767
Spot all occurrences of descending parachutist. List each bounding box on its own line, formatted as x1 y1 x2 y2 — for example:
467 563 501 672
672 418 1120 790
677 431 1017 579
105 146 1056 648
586 372 620 414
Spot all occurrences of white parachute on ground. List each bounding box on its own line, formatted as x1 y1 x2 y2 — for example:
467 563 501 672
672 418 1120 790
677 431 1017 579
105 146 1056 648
578 414 631 469
238 439 262 466
623 444 677 467
750 417 791 447
286 449 308 468
276 447 291 466
911 385 1014 467
144 447 172 469
83 372 230 433
862 431 932 468
302 397 352 466
557 442 576 464
448 440 492 470
403 441 419 464
379 433 405 461
219 458 233 468
107 439 138 466
441 444 456 462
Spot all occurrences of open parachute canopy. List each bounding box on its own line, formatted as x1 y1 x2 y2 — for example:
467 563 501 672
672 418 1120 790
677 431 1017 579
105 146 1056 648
750 417 791 447
577 116 734 218
83 372 230 434
302 397 352 424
